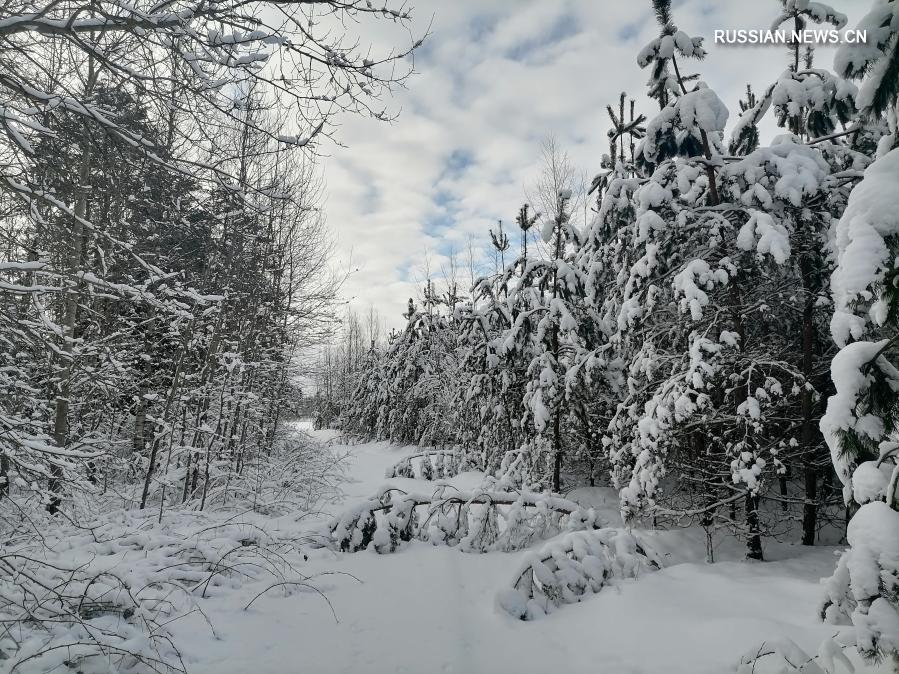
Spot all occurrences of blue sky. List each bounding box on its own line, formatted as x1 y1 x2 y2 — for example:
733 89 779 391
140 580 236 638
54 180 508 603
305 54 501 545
322 0 862 329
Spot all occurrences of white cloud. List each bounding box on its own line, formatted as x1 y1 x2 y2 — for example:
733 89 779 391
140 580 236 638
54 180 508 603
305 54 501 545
322 0 864 329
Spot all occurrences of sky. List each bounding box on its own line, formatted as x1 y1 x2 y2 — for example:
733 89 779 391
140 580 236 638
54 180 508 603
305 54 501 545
321 0 866 331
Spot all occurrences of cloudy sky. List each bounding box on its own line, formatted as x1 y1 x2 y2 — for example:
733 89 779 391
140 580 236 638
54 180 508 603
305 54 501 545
321 0 865 330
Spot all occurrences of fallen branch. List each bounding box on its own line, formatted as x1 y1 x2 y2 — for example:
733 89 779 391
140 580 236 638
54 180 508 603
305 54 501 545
329 484 604 553
497 528 662 621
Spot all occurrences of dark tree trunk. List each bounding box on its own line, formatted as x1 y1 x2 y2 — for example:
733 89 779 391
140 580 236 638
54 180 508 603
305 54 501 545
0 452 8 498
746 492 764 560
552 410 562 493
802 465 818 545
800 257 819 545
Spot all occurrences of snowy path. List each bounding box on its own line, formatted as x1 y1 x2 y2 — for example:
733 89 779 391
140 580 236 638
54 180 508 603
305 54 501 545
173 429 872 674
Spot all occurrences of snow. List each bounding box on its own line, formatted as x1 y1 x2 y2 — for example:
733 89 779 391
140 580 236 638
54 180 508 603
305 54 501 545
8 426 886 673
830 149 899 345
852 461 893 505
640 86 728 164
846 501 899 599
150 431 882 674
730 139 832 209
677 85 729 135
820 339 893 490
824 501 899 660
672 259 729 320
737 210 791 264
834 0 899 80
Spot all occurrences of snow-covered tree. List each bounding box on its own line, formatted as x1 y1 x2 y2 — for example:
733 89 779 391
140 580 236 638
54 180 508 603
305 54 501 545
834 0 899 151
818 2 899 662
821 148 899 664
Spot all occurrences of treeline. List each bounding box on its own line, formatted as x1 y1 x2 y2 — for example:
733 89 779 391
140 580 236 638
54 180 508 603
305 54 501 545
313 307 386 429
0 2 424 669
329 0 899 663
3 84 335 514
0 1 419 517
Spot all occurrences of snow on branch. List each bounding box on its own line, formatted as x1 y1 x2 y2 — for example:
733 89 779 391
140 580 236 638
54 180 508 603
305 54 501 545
384 449 459 481
496 528 662 621
328 484 605 554
0 506 335 671
736 636 856 674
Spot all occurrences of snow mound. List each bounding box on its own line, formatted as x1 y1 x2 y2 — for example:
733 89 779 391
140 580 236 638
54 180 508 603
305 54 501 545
498 528 661 620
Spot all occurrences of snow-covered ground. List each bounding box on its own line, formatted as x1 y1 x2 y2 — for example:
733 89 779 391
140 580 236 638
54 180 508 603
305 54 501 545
165 427 878 674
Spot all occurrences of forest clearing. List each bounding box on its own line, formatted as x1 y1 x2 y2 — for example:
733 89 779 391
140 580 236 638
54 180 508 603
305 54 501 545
2 0 899 672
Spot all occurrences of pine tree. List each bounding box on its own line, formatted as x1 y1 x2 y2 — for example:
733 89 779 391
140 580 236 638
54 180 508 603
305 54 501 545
834 0 899 152
820 147 899 665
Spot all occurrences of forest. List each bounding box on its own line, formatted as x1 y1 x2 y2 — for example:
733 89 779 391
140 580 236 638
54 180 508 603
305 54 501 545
2 0 899 673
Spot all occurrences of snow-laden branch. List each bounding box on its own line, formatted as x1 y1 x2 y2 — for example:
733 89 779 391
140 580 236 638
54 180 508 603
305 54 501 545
328 483 604 554
497 528 662 621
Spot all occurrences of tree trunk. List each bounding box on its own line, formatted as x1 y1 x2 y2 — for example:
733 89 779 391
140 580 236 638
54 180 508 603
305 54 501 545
746 492 764 560
0 452 9 499
800 257 818 546
139 322 192 509
552 410 562 492
133 392 147 453
802 464 818 545
48 123 93 514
